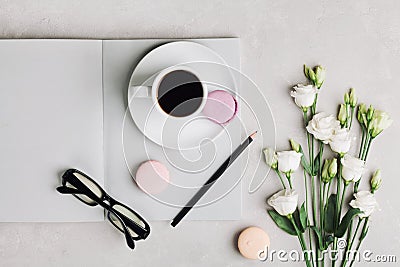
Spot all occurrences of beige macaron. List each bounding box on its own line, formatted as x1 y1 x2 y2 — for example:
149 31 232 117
238 227 270 260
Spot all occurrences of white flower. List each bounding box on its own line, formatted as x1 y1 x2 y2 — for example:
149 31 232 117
290 84 318 108
329 128 352 154
277 150 302 173
306 113 341 144
263 147 278 169
268 189 298 216
349 191 379 218
341 154 365 183
369 110 393 138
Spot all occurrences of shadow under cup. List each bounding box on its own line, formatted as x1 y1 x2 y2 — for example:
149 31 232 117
156 69 205 118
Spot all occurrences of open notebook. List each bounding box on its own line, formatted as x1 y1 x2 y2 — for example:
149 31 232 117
0 39 241 222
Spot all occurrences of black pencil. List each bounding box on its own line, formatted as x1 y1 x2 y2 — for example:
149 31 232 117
171 131 257 227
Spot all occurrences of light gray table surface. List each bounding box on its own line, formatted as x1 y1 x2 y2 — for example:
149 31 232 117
1 1 399 266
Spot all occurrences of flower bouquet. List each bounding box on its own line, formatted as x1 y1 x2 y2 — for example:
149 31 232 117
265 65 392 267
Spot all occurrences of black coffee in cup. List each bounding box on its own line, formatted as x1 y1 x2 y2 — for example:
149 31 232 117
157 70 204 117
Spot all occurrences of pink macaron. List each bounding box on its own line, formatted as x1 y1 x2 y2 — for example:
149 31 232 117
202 90 238 125
135 160 170 195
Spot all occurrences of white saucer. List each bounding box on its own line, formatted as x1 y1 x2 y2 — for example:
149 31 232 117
127 41 237 150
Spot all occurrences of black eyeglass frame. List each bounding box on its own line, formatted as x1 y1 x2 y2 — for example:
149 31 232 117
56 168 150 249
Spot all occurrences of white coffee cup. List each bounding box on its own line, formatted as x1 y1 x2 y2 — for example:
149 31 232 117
130 66 208 120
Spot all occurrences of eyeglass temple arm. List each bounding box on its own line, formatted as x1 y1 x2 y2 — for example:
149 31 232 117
57 185 148 234
108 209 136 250
112 209 149 238
57 185 135 250
56 186 81 195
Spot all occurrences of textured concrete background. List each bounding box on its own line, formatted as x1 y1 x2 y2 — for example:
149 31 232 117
1 0 400 266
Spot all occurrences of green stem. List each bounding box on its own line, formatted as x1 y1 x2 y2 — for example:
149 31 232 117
311 174 318 231
318 142 324 231
336 156 343 225
358 127 365 159
303 110 313 174
319 180 325 266
319 179 324 227
355 137 373 192
289 215 313 267
326 181 332 206
338 182 348 220
304 109 318 267
349 107 355 129
343 220 354 265
311 138 315 173
275 169 287 189
304 169 314 264
349 218 369 267
363 137 373 161
321 182 328 267
349 220 363 249
332 155 343 267
341 219 362 267
311 173 319 267
311 93 319 115
332 238 337 267
321 182 327 232
285 173 293 189
361 134 370 160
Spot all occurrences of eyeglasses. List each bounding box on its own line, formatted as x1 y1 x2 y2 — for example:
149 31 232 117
56 169 150 250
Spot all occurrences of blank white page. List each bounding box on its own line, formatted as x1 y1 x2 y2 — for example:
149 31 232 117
0 40 104 222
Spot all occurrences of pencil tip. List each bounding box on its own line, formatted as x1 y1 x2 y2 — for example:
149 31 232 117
250 131 257 139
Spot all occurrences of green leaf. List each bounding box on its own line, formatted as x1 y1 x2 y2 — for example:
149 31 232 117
313 152 320 176
311 226 324 250
324 194 337 233
293 207 307 233
293 210 304 233
301 157 312 175
299 146 312 175
299 202 308 231
268 210 296 236
335 208 362 238
301 156 313 175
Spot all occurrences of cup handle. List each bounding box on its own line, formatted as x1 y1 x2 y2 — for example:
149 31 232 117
131 86 152 98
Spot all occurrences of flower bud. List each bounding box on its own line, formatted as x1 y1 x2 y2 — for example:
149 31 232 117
328 158 338 178
357 103 366 120
321 159 330 183
321 158 337 183
289 139 301 153
344 92 350 105
357 103 368 127
263 147 278 169
338 104 347 127
304 65 316 83
367 105 374 121
349 88 357 108
314 65 326 88
370 169 382 192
